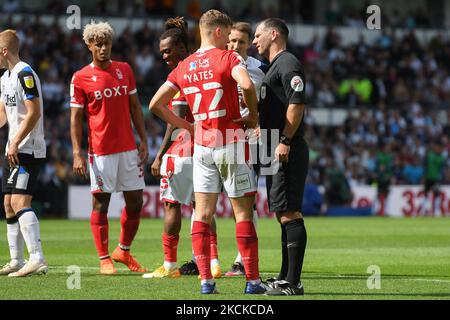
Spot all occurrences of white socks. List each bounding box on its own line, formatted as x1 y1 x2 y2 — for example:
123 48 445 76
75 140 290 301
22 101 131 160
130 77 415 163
210 259 220 268
17 209 44 263
164 261 177 271
6 217 25 264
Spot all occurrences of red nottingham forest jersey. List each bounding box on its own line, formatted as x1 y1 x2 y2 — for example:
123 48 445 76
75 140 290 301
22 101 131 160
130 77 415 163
70 61 137 155
165 92 195 157
166 47 246 147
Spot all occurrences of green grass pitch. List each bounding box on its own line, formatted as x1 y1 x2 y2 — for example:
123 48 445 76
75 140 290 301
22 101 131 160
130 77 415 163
1 217 449 300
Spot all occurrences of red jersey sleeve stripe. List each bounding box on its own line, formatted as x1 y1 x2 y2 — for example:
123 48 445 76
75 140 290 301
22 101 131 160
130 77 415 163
129 88 137 95
70 103 84 108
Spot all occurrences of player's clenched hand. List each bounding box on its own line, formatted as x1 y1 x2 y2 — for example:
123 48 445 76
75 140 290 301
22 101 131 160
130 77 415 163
138 142 149 167
275 143 290 163
73 153 87 178
151 157 162 179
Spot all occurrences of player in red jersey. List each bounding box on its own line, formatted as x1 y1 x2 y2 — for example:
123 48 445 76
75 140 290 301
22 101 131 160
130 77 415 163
143 17 222 279
150 10 267 294
70 21 148 275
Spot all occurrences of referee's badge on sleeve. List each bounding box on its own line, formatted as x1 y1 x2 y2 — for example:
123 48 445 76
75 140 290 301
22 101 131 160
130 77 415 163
291 76 304 92
24 76 35 89
261 85 266 99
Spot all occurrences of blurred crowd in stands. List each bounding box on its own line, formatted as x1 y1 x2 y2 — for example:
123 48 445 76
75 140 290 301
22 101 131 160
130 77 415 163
1 0 442 27
0 8 448 215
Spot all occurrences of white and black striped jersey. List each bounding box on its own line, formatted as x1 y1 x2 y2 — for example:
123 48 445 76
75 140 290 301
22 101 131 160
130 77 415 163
0 61 46 158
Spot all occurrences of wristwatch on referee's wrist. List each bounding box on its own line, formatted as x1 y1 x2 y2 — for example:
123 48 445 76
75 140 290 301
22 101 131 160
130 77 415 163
280 134 291 146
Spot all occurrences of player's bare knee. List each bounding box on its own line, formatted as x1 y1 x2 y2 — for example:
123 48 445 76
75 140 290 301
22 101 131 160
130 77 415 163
126 202 143 214
165 203 181 220
4 198 14 217
124 196 143 213
92 202 109 213
10 196 31 213
279 211 303 224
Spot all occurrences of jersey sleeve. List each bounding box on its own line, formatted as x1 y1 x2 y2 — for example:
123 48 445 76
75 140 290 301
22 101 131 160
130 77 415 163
70 74 86 108
166 67 180 91
125 63 137 95
279 55 306 105
18 68 40 101
229 51 247 74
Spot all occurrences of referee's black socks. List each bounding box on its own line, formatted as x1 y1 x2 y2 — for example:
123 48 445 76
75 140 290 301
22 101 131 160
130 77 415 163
284 218 307 286
277 223 288 281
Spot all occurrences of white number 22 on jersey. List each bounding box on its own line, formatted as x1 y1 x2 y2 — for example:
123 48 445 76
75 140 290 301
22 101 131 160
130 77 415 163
183 82 225 121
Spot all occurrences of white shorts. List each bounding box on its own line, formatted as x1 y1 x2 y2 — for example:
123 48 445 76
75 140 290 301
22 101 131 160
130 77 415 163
193 143 257 198
160 154 194 205
89 149 145 193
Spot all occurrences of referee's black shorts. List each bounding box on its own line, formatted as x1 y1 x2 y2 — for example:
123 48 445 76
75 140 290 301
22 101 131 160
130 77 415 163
2 153 44 195
266 137 309 213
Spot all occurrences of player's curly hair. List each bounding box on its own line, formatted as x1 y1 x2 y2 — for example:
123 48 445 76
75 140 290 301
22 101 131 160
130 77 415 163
164 16 188 32
82 20 115 45
160 16 189 50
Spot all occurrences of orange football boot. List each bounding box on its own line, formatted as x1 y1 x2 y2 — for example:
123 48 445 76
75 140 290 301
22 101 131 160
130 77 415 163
111 247 148 273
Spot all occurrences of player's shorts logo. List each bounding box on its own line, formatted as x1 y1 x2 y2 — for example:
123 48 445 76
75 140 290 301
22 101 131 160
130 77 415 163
290 76 304 92
96 175 104 187
24 76 35 89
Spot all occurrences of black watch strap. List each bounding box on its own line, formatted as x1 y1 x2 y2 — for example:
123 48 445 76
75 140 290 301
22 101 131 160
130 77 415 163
280 135 291 146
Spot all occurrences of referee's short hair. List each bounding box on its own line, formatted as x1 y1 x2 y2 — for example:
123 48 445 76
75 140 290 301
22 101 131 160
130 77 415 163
260 18 289 42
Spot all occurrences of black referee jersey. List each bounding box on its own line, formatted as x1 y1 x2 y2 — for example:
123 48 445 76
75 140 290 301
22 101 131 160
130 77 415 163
259 50 306 137
258 50 309 213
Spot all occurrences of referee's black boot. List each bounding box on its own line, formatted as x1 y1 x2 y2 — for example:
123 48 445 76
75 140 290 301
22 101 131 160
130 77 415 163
265 280 304 296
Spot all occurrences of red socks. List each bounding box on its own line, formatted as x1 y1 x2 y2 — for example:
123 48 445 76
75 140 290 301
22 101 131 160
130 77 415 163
90 211 109 258
236 221 259 281
162 233 179 262
119 207 141 248
210 231 218 260
192 221 212 280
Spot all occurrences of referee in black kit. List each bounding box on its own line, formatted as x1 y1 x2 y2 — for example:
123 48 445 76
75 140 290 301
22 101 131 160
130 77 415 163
253 18 308 296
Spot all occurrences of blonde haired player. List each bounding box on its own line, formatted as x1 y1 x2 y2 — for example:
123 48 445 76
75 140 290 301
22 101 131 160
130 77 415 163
150 10 267 294
0 29 47 277
70 21 148 275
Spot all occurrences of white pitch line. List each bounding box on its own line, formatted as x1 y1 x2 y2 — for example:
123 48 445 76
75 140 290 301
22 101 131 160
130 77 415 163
48 267 450 283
